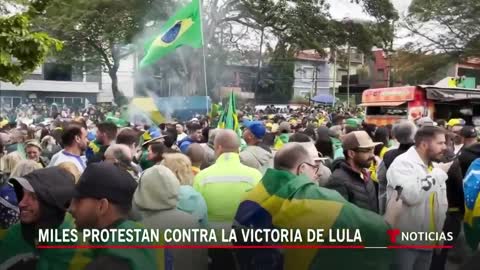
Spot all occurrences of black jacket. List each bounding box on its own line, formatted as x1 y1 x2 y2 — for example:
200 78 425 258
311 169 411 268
383 143 414 170
458 143 480 177
326 159 378 213
446 159 464 213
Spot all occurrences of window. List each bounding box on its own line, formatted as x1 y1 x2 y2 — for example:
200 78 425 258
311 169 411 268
366 105 408 116
0 97 22 108
376 69 385 81
43 63 72 81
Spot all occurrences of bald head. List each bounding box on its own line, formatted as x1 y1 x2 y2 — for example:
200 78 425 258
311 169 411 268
105 144 132 165
214 129 240 155
186 143 205 167
274 143 311 172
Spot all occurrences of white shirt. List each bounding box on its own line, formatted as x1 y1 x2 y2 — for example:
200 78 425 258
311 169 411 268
177 133 188 142
48 150 87 173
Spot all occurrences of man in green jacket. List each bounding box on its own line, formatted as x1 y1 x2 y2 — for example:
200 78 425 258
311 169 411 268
70 162 170 270
0 167 79 270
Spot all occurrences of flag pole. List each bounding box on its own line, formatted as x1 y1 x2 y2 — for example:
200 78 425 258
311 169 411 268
198 0 209 115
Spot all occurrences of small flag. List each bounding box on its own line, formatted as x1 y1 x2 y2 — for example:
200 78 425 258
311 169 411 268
217 92 240 136
140 0 203 68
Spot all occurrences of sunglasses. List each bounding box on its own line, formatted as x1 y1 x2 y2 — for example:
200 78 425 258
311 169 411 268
354 148 374 153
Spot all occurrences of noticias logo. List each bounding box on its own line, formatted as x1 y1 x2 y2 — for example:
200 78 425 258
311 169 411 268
387 229 454 244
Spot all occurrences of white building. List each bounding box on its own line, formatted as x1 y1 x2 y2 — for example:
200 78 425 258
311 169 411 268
0 54 136 108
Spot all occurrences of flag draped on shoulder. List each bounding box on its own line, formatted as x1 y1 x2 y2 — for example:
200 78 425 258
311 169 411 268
234 169 391 270
217 92 240 136
140 0 203 68
464 158 480 250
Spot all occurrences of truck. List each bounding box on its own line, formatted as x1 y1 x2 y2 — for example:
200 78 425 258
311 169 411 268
361 84 480 126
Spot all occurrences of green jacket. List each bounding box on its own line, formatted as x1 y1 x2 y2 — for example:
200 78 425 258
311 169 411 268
0 217 85 270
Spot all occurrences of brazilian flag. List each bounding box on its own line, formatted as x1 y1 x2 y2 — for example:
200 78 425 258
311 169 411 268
464 158 480 250
140 0 203 68
217 92 241 136
234 169 392 270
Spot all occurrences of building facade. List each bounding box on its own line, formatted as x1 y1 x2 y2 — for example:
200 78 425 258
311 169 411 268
293 50 330 98
0 54 136 108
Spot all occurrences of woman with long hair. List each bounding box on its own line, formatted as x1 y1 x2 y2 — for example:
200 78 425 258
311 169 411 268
162 153 208 227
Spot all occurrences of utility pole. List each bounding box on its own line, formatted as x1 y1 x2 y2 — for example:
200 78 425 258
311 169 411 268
346 43 351 108
333 50 337 107
314 64 318 97
254 27 265 102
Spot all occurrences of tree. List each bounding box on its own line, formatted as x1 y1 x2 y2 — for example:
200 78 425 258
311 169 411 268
392 50 453 85
0 0 62 84
404 0 480 58
142 0 399 99
35 0 174 104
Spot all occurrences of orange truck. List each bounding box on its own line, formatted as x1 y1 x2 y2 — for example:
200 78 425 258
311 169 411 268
361 85 480 126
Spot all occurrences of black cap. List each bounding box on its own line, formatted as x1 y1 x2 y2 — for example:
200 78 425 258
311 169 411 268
74 162 137 206
10 167 75 211
460 126 478 139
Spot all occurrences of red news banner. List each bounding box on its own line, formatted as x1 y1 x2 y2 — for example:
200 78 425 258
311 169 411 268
36 228 454 249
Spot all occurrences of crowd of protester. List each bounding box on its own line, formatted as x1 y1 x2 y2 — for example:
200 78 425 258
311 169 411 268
0 102 479 270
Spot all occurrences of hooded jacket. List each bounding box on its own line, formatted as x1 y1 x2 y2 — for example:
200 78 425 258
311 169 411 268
326 159 378 213
133 165 197 230
0 167 78 270
386 147 448 245
458 143 480 177
240 144 273 174
133 165 207 270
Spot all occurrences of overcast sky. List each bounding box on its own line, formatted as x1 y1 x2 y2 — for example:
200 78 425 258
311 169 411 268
327 0 412 20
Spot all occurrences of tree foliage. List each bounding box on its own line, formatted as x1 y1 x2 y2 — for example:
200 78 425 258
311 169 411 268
392 50 453 85
141 0 399 100
0 0 62 84
35 0 174 104
404 0 480 58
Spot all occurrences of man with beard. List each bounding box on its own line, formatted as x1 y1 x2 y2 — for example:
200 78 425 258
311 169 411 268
326 131 382 212
0 167 78 270
49 122 89 173
178 122 203 154
387 126 450 270
70 162 163 269
86 122 117 164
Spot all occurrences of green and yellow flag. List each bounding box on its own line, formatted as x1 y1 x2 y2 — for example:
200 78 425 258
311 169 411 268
234 169 392 270
140 0 203 68
217 92 240 136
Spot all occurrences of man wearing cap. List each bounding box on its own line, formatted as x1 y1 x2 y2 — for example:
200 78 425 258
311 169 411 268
25 140 49 168
240 121 273 174
326 131 381 212
70 162 165 270
460 125 478 149
0 167 80 270
458 126 480 177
